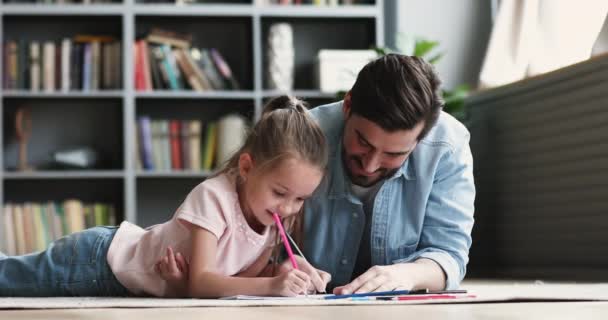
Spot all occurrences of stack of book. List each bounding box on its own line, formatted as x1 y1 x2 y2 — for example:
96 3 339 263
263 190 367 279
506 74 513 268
135 117 218 171
2 36 122 91
134 28 240 91
3 0 116 3
255 0 362 5
2 200 116 256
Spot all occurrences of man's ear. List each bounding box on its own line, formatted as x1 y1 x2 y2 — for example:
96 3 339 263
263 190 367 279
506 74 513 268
238 152 254 180
342 91 352 118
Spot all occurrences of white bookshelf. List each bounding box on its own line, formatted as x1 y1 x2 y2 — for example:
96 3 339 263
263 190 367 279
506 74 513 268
0 0 384 234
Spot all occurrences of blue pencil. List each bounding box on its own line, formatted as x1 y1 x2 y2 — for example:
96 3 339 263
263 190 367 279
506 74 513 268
324 290 412 300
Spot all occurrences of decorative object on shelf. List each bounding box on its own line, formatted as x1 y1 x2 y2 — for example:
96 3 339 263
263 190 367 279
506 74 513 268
266 23 294 91
216 114 248 166
15 107 33 171
315 49 376 93
51 147 99 169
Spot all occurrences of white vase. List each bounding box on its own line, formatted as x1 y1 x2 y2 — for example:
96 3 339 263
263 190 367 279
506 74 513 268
267 23 294 91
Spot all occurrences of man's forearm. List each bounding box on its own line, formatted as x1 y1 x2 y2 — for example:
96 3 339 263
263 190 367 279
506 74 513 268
402 258 446 291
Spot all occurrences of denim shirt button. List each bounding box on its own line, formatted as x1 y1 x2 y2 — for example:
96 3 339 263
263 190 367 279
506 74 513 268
341 258 348 265
352 212 358 218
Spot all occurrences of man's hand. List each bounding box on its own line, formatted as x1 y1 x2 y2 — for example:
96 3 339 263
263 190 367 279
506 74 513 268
333 259 446 295
277 255 331 293
333 264 414 295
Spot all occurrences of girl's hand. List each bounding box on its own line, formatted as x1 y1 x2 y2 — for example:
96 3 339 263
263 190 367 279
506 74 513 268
271 269 311 297
277 256 331 293
155 247 189 295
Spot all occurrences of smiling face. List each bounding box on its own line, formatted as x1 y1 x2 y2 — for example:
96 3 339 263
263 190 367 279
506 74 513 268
342 102 423 187
238 154 324 233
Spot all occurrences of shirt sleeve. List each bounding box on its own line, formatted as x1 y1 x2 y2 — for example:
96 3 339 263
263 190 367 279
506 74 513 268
394 133 476 290
175 181 228 240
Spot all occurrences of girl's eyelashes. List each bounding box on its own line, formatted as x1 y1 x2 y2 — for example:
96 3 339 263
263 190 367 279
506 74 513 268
273 190 286 197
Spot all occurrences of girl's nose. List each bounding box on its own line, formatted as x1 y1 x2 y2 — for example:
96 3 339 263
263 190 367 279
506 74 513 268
278 203 293 216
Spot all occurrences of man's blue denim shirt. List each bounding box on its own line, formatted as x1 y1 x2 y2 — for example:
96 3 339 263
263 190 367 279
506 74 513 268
303 102 475 290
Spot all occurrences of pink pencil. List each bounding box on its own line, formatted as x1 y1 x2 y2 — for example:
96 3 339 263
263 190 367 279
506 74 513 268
272 212 299 270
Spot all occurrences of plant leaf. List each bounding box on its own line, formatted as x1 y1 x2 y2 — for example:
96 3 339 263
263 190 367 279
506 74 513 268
414 39 439 58
428 53 444 65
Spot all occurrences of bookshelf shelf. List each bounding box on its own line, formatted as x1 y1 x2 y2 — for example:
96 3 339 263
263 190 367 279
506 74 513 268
257 5 379 18
262 89 337 99
2 91 124 98
136 170 213 178
135 90 255 99
1 4 126 16
133 4 253 16
3 170 125 179
1 0 384 238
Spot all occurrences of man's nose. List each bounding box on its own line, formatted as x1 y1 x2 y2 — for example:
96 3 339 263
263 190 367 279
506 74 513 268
362 152 381 174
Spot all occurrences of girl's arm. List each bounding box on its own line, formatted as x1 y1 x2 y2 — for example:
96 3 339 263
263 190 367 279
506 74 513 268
187 225 309 298
234 247 273 278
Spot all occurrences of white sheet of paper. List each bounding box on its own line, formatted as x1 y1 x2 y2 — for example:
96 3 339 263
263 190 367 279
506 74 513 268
220 294 329 300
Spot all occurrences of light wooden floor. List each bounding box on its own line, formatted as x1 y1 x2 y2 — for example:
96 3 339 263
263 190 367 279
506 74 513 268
3 302 608 320
4 280 608 319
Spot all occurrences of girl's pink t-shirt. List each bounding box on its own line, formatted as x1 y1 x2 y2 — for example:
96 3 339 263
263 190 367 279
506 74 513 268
106 173 273 297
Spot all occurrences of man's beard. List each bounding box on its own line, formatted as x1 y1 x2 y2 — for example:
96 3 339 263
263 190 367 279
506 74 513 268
342 149 398 187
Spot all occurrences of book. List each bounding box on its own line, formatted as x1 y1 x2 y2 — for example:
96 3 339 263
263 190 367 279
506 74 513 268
91 41 101 90
174 48 206 91
22 203 34 253
64 199 85 234
210 48 240 90
6 41 18 90
69 43 82 90
3 204 16 256
181 48 213 91
61 38 71 91
151 45 169 89
18 39 28 90
160 45 181 90
148 44 163 90
151 120 164 170
146 28 192 49
189 120 202 171
180 120 191 170
29 42 41 91
203 122 218 170
140 41 153 90
138 116 154 170
73 35 115 44
43 41 56 92
82 43 92 90
13 205 26 255
159 120 171 170
169 120 182 170
191 48 225 90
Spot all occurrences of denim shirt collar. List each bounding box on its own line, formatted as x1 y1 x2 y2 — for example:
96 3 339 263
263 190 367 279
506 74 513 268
327 139 417 204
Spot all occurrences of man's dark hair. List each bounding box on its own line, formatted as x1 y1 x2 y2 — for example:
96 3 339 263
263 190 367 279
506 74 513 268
349 54 444 140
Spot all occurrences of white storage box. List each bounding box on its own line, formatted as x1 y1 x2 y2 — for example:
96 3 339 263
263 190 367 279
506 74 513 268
315 49 377 93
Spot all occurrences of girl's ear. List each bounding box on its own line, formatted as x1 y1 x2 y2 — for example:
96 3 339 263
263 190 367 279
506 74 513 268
238 152 254 180
342 91 352 117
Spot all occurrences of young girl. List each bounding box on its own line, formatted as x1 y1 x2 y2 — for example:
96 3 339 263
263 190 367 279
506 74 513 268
0 96 330 298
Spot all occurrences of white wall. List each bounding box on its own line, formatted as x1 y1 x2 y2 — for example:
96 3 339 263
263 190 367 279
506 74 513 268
592 14 608 56
384 0 493 90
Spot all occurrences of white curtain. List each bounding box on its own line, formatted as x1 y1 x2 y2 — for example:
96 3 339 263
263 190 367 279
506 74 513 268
479 0 608 88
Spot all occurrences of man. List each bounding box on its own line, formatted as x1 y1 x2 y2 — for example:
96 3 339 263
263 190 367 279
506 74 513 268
155 54 474 295
304 54 475 294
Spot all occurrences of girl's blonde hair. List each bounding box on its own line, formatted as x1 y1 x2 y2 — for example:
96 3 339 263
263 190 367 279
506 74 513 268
218 95 328 271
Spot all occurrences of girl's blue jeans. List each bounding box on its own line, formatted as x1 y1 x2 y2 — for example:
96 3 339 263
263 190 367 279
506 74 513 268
0 226 131 297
